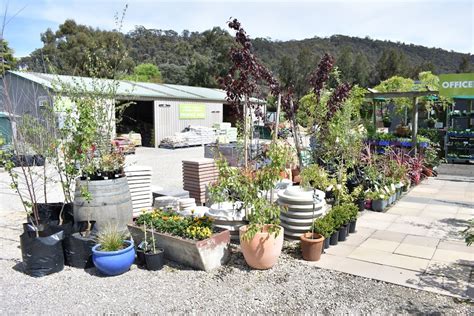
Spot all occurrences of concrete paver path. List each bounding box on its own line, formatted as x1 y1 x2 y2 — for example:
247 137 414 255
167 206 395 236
311 173 473 300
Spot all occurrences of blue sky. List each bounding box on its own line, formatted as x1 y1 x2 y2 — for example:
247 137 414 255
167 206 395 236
3 0 473 57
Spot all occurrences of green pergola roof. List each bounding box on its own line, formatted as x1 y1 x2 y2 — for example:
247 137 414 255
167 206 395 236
453 96 474 99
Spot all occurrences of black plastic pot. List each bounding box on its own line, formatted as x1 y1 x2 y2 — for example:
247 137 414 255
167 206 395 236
349 220 357 234
329 231 339 245
63 221 96 269
321 237 330 253
136 249 146 267
338 224 348 241
63 232 95 269
357 199 365 212
31 203 73 224
33 155 45 166
145 249 164 271
324 237 330 249
20 224 65 277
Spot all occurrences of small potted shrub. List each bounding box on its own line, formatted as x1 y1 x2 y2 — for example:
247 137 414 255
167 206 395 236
351 185 365 212
367 191 388 212
330 205 350 242
92 226 135 276
382 115 392 128
239 199 284 270
347 203 359 233
312 216 333 251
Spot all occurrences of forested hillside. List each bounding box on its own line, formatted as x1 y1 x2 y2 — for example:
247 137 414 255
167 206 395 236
19 20 473 89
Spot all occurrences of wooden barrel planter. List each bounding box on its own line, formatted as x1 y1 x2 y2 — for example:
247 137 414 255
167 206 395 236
73 177 133 234
277 186 328 240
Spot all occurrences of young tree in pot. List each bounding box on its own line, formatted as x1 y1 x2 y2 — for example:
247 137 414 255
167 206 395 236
0 105 66 277
239 197 284 270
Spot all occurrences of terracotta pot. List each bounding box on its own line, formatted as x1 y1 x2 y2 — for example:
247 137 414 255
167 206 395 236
239 224 284 270
291 168 301 184
422 166 433 177
300 232 325 261
279 171 289 179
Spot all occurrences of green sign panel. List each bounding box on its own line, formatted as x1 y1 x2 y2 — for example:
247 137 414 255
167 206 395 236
179 104 206 119
439 73 474 97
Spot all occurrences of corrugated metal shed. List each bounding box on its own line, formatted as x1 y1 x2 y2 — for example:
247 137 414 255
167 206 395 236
8 71 228 102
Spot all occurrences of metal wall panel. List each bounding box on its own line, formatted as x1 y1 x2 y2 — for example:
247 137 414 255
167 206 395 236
154 100 223 147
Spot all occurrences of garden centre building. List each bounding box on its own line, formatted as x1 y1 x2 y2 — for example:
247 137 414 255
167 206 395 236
0 70 244 147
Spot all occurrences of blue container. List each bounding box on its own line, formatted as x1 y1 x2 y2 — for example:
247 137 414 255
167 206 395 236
378 140 390 146
419 142 429 148
92 240 135 276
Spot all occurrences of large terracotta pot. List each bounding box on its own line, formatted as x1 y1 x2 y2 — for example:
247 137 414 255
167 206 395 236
300 232 324 261
239 224 284 270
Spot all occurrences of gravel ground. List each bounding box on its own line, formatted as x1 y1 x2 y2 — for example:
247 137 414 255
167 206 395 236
0 212 472 315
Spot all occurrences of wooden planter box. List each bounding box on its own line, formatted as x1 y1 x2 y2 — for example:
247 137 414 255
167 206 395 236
127 225 230 271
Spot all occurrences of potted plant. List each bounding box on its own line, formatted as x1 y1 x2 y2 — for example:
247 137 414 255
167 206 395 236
300 182 325 261
382 115 392 128
312 215 333 251
330 205 350 242
300 164 336 201
239 197 284 270
92 225 135 276
367 190 388 212
425 117 436 128
351 185 366 212
1 131 66 277
130 210 230 271
136 221 164 271
347 203 359 233
51 76 133 234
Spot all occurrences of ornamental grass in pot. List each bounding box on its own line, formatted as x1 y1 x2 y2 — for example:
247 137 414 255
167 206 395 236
92 225 135 276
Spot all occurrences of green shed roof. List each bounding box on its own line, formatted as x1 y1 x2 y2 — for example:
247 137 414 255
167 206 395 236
8 71 231 103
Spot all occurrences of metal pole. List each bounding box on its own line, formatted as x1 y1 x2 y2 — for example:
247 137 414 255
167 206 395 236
411 97 418 155
243 95 248 168
273 93 281 142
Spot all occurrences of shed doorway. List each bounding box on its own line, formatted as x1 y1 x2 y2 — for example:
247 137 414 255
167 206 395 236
116 100 155 147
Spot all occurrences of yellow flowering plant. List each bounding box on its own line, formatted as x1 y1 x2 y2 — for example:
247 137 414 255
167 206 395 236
136 209 213 241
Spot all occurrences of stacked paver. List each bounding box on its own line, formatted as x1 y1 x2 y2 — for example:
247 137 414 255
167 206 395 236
125 165 153 217
182 158 218 205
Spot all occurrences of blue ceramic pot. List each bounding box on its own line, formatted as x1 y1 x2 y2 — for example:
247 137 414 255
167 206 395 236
92 240 135 276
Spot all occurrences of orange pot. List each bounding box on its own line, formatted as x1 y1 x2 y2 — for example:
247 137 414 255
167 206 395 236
422 166 433 177
300 232 325 261
292 168 301 184
239 224 284 270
